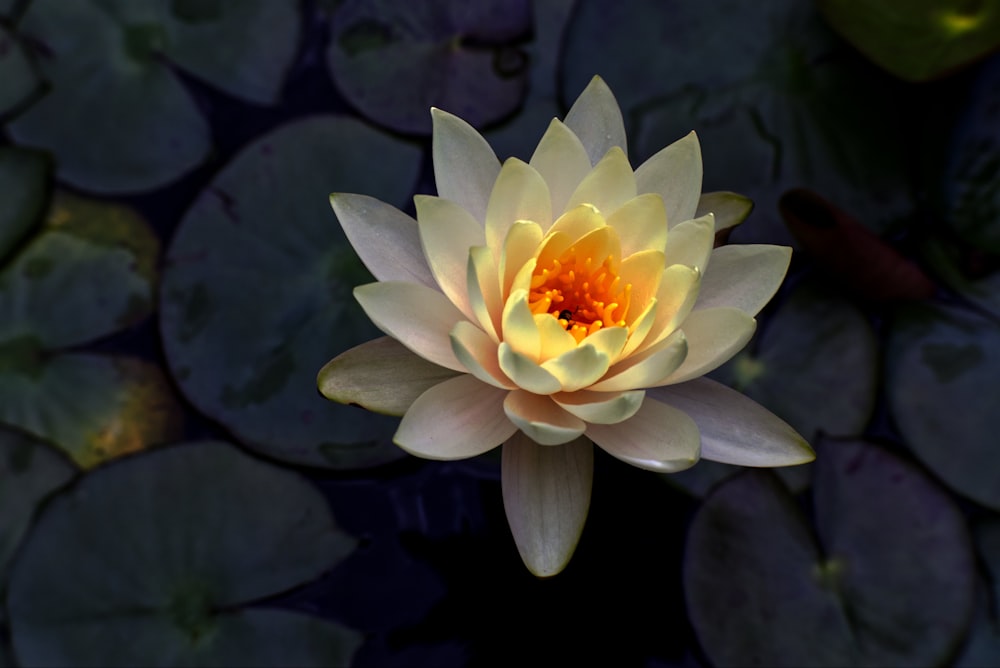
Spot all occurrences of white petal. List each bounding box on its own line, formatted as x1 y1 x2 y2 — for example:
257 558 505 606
587 396 700 472
564 146 637 216
317 337 460 416
530 118 592 215
468 246 502 340
696 191 753 232
663 213 715 272
590 330 688 392
501 288 540 359
415 195 484 319
694 245 791 316
498 342 562 395
553 389 645 425
502 432 593 577
395 375 516 459
354 281 466 371
634 130 702 227
564 75 628 165
660 308 756 385
648 378 814 466
485 158 552 256
431 107 500 224
450 321 513 389
330 194 436 289
608 193 669 256
504 390 586 445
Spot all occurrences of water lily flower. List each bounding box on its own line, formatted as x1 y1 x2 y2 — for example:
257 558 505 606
319 76 813 577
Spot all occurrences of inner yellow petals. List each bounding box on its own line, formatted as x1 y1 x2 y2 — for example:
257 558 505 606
527 224 632 344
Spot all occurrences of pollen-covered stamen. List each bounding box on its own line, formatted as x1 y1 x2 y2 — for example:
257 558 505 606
528 242 632 344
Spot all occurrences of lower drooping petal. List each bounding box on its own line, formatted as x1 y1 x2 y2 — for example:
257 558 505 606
502 432 593 577
587 397 701 472
395 375 516 459
317 336 460 416
504 390 586 445
648 378 813 467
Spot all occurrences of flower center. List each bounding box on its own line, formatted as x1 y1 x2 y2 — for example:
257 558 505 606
527 244 632 343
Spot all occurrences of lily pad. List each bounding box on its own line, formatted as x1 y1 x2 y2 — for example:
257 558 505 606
6 441 361 667
161 116 421 469
10 0 299 193
0 192 179 467
562 0 911 244
0 145 50 264
326 0 530 135
945 57 1000 254
685 439 975 667
0 426 75 580
0 23 41 117
818 0 1000 81
888 301 1000 510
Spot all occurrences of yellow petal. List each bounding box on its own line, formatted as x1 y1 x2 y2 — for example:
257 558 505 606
530 118 592 216
637 264 701 354
607 193 669 256
500 221 543 299
541 344 611 392
565 145 637 216
501 288 541 359
590 329 688 392
467 246 502 340
663 213 715 273
618 248 665 320
498 342 562 395
450 321 513 389
535 313 577 361
485 158 552 259
415 194 483 319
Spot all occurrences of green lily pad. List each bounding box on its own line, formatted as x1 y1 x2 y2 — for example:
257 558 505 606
0 192 179 467
818 0 1000 81
161 116 421 469
562 0 911 244
326 0 530 134
10 0 299 193
0 426 75 581
6 441 361 667
0 354 184 468
0 23 41 117
685 439 975 667
0 146 50 265
945 58 1000 254
955 520 1000 667
888 301 1000 510
0 191 157 348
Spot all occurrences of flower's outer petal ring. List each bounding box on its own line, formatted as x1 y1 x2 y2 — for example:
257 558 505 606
609 193 669 257
504 390 586 445
649 378 814 466
553 389 645 425
330 194 437 289
695 191 753 232
395 375 516 459
431 107 500 224
415 195 484 319
563 75 628 165
565 145 637 217
530 118 592 216
660 308 756 385
635 130 702 228
663 213 715 273
354 281 467 371
502 432 593 578
694 245 791 316
587 396 700 472
318 337 461 416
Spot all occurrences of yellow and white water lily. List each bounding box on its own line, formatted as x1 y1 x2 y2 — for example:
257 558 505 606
319 77 813 577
